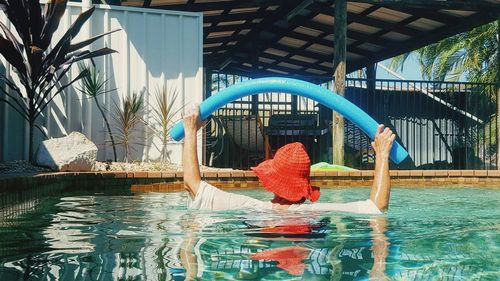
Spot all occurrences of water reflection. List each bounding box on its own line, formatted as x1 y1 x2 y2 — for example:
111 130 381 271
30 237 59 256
178 211 390 280
0 188 498 280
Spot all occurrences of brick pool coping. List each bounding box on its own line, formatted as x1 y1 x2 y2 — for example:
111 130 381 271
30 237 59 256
1 170 500 193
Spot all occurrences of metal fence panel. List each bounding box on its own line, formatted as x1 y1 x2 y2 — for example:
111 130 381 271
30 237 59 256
207 74 497 170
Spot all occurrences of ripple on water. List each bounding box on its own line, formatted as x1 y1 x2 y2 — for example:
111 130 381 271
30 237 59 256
0 187 498 280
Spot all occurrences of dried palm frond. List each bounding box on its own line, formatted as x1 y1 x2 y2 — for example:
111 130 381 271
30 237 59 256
111 93 144 162
148 84 183 162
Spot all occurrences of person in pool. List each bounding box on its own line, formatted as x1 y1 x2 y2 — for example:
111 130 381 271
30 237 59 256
182 105 395 214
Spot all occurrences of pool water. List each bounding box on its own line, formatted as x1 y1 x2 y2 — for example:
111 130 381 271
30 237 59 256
0 186 499 280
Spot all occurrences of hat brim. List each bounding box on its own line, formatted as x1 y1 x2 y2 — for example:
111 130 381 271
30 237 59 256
252 159 315 202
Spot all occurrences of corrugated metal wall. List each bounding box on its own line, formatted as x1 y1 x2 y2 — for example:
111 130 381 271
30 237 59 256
0 2 203 164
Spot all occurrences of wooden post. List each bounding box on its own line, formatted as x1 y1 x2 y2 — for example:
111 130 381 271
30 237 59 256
332 0 347 165
497 15 500 169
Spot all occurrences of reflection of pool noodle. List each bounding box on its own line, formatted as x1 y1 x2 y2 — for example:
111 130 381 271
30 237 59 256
170 77 409 164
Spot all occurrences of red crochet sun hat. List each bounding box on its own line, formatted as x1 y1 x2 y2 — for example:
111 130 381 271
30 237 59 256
251 142 320 202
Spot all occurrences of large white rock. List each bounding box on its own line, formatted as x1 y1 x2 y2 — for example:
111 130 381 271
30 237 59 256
36 132 98 171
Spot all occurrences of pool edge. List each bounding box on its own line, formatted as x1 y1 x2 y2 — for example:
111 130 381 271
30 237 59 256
1 170 500 193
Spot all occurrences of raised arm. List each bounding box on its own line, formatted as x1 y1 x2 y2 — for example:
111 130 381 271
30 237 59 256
182 105 204 199
369 125 396 212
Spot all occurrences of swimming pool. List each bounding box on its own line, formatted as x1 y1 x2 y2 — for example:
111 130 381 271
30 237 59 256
0 186 498 280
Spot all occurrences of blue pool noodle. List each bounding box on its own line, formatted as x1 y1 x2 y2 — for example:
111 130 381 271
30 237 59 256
170 77 409 164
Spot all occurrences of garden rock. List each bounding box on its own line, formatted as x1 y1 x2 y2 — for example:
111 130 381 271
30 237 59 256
35 132 98 171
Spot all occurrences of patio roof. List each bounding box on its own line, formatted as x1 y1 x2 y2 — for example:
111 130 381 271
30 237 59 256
109 0 500 80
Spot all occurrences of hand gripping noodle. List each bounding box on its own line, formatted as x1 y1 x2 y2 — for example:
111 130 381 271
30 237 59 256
170 77 408 164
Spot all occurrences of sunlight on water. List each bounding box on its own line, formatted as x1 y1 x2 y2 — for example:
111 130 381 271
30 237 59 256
0 187 499 280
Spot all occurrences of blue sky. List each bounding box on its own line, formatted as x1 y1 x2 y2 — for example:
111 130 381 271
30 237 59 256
376 53 423 80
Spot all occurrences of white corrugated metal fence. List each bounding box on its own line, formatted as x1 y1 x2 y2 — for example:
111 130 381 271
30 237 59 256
0 1 203 164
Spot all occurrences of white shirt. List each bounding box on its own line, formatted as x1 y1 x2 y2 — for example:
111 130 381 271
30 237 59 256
188 181 382 215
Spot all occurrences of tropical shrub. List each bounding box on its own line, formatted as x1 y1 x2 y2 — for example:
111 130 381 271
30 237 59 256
149 84 182 162
0 0 118 162
112 92 143 162
77 64 117 161
390 21 498 84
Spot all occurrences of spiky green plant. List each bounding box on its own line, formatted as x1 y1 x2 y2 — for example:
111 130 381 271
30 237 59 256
0 0 119 162
77 64 117 161
389 21 498 83
112 93 143 162
149 84 182 162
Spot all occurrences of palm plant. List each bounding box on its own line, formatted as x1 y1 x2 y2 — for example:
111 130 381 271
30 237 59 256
149 84 182 162
112 93 143 162
211 73 243 92
0 0 119 162
211 73 228 92
390 21 499 165
77 64 117 161
389 21 498 84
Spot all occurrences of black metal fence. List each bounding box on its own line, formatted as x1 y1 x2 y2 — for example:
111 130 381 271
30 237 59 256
205 73 497 170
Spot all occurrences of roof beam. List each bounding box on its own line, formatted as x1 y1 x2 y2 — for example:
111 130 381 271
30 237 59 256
236 51 333 73
149 0 285 12
309 2 424 37
206 21 335 68
384 6 461 24
292 15 400 47
258 25 371 56
348 13 421 50
348 0 500 12
199 0 499 77
205 0 376 74
227 63 331 82
205 44 334 74
214 0 304 70
260 53 330 72
272 2 375 62
286 0 321 21
349 12 496 71
205 6 270 51
204 11 274 23
205 22 256 33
